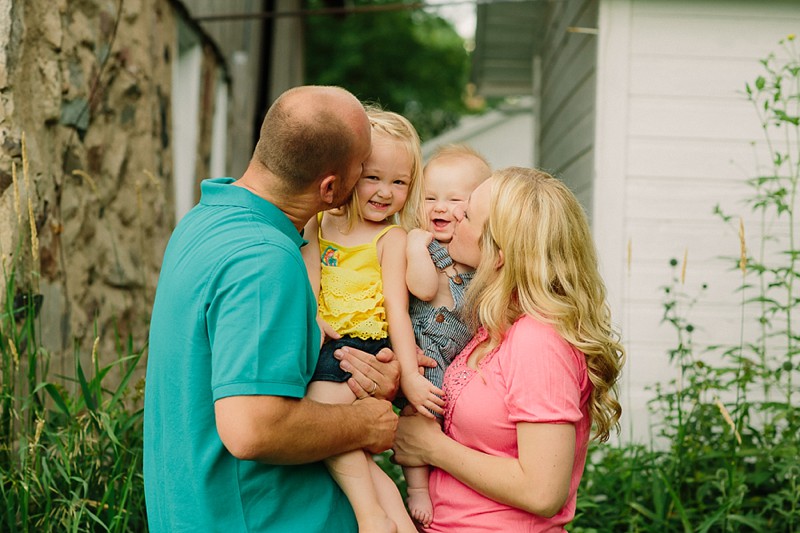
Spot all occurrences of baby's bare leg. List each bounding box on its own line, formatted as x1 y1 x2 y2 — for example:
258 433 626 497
399 405 434 527
308 381 396 533
404 465 433 527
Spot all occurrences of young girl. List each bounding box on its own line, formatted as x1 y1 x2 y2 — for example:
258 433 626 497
302 108 441 533
402 144 492 527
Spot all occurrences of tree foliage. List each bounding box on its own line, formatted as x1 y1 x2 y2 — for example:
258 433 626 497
304 0 471 140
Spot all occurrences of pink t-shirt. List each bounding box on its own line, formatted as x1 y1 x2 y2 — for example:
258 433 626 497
424 315 592 533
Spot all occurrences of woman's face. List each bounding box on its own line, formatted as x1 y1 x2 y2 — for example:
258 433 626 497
449 178 492 269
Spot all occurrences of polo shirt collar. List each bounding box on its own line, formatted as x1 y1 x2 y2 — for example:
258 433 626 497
200 177 307 247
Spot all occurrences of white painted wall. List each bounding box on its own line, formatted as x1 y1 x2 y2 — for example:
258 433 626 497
209 74 229 179
421 103 534 170
594 0 800 442
172 22 202 224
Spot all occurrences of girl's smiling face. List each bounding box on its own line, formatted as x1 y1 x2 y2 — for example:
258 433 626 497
356 130 412 222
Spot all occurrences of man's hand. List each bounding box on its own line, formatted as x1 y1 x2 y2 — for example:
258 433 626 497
353 396 399 454
336 346 400 400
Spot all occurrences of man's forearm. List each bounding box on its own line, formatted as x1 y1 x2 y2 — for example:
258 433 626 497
215 395 396 464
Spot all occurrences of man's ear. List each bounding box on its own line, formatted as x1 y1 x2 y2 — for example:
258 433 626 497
319 174 337 205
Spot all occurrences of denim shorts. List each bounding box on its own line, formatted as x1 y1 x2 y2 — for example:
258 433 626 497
311 336 391 383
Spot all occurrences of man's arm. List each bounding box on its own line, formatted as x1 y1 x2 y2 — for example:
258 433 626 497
215 394 397 464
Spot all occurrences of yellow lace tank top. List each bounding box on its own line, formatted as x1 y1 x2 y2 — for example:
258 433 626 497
317 219 398 340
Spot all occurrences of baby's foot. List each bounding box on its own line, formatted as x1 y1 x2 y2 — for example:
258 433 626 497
407 488 433 527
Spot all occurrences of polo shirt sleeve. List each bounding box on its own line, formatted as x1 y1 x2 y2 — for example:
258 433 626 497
207 243 319 401
503 316 584 425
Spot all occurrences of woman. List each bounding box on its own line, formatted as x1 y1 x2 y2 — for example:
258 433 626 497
393 167 625 532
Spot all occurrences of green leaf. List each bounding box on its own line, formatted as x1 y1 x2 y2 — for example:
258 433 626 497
76 357 97 413
43 383 71 417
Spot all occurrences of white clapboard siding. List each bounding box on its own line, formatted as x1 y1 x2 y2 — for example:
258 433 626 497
595 0 800 442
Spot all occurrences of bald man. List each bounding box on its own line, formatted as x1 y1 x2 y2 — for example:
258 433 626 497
144 86 401 532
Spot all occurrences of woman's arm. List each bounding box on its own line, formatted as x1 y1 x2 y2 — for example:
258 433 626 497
380 228 444 417
393 416 576 518
405 229 439 301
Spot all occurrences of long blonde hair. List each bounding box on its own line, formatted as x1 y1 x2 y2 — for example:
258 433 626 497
339 106 424 232
463 167 625 441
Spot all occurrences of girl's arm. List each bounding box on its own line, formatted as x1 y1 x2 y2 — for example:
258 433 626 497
301 214 339 344
380 227 444 417
301 214 322 300
394 416 576 517
405 229 439 301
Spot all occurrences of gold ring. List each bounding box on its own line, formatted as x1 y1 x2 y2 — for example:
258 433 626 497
369 381 378 395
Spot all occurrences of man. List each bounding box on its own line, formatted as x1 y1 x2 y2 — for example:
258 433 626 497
144 86 402 532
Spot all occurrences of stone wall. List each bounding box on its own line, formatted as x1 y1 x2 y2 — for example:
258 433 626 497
0 0 225 373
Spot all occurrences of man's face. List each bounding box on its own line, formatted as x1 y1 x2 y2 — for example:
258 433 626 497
331 116 372 208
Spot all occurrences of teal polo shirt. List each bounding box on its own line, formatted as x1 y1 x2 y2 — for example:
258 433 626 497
144 178 356 532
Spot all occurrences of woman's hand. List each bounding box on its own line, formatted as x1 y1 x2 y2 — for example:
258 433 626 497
393 414 446 467
336 346 400 401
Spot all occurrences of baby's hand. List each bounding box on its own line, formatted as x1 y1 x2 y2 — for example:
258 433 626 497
316 316 341 348
401 373 444 419
406 229 434 252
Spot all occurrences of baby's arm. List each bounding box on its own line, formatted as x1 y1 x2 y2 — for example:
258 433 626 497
381 228 444 418
405 229 439 301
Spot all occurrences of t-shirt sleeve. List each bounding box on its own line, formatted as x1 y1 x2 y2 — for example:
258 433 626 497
207 243 319 401
503 317 585 425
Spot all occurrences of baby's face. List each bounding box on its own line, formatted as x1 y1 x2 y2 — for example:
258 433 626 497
423 157 488 243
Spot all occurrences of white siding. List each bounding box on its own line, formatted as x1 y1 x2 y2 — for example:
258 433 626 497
538 0 598 218
595 0 800 442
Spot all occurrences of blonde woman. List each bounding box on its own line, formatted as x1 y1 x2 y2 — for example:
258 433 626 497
393 167 625 532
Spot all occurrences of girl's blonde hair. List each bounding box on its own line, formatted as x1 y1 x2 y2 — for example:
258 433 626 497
463 167 625 442
339 105 424 232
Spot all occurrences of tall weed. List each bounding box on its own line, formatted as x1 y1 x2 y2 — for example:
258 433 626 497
0 272 147 531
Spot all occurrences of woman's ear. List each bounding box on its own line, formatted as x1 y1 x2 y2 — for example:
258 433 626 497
495 249 505 269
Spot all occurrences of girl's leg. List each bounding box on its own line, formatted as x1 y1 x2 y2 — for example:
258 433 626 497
399 405 433 527
367 459 418 533
307 381 396 533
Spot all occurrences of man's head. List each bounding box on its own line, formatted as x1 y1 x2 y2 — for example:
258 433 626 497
252 86 371 202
